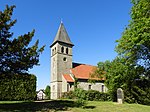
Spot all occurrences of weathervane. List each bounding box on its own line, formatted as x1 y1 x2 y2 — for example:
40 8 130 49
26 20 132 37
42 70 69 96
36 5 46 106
61 18 63 23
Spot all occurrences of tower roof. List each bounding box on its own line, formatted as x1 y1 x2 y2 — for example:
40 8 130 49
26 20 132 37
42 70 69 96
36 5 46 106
50 22 74 47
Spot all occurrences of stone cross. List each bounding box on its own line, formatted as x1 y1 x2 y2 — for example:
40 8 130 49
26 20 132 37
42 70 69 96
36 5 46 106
117 88 124 104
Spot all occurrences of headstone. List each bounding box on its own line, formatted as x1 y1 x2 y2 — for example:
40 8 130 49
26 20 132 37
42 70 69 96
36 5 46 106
117 88 124 104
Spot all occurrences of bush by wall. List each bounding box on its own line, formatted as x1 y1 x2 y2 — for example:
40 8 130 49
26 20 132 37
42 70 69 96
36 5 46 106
62 88 111 101
0 73 36 101
86 90 111 101
62 91 75 99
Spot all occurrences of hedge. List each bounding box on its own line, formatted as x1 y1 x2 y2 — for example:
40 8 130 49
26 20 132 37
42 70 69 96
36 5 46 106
0 73 36 101
62 88 111 101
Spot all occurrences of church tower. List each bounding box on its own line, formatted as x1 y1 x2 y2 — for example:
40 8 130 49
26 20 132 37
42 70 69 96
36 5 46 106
50 22 74 99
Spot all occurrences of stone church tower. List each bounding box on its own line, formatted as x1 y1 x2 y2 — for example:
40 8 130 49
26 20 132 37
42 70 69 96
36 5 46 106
50 22 74 99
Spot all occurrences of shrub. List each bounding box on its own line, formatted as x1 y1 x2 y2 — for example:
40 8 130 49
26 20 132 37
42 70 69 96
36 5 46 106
75 98 87 107
86 90 111 101
0 73 36 101
86 90 100 101
62 88 111 101
74 88 87 100
62 91 75 99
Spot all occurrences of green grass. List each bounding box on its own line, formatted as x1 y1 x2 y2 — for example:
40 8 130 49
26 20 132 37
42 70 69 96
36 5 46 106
0 100 150 112
72 101 150 112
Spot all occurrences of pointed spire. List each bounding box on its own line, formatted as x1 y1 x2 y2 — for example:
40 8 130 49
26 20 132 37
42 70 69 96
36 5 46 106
50 22 74 47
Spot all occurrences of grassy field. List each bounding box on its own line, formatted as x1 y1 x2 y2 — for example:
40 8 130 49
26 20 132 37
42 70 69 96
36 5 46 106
72 101 150 112
0 100 150 112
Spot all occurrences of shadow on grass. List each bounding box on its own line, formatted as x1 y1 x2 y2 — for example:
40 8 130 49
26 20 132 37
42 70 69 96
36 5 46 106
0 100 88 112
83 106 96 109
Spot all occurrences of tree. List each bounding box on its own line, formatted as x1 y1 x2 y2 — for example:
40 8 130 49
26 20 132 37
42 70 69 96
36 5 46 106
92 0 150 104
45 85 50 99
116 0 150 78
0 5 45 74
92 58 128 101
115 0 150 104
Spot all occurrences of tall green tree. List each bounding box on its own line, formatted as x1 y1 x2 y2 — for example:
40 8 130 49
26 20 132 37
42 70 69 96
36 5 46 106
115 0 150 104
0 5 45 74
116 0 150 78
45 85 50 99
92 0 150 105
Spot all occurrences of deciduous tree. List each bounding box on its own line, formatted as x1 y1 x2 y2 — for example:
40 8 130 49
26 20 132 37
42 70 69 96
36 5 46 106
92 0 150 104
116 0 150 79
45 85 50 99
116 0 150 104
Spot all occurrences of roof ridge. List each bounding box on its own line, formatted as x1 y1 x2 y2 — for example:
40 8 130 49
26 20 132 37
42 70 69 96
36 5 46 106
71 63 96 70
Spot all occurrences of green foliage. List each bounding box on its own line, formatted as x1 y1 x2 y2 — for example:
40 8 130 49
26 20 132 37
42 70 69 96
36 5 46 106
94 58 150 104
115 0 150 104
116 0 150 77
91 0 150 105
0 5 45 74
74 77 79 89
75 99 87 107
44 85 50 99
62 88 111 101
74 88 87 100
86 90 110 101
62 91 75 99
0 73 36 101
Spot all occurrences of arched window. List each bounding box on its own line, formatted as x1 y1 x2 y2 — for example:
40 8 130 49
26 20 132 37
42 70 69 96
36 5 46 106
61 46 64 53
52 49 54 55
66 48 69 54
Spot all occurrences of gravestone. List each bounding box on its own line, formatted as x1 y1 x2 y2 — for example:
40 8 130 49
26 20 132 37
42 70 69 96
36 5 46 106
117 88 124 104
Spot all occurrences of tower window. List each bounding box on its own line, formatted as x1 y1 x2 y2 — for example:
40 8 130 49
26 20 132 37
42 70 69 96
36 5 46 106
61 46 64 53
55 47 56 53
52 49 54 55
66 48 69 54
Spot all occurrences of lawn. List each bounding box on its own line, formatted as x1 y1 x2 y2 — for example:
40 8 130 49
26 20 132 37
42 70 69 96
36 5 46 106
0 100 150 112
72 101 150 112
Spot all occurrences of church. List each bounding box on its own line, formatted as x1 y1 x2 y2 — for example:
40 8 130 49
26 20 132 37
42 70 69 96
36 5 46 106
50 22 107 99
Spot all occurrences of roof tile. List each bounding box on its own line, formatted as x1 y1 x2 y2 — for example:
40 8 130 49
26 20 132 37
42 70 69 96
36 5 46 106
63 74 74 82
71 64 105 80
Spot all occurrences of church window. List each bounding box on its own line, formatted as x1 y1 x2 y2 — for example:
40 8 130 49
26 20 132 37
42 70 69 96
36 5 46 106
89 85 91 90
66 48 69 54
67 84 70 92
63 57 67 62
61 46 64 53
102 85 104 92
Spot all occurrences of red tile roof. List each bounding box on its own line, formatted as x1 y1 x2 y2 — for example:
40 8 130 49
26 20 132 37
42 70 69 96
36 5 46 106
71 64 105 80
63 74 74 82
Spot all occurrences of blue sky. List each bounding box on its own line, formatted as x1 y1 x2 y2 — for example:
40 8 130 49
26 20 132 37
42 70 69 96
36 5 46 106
0 0 132 90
